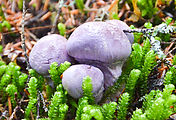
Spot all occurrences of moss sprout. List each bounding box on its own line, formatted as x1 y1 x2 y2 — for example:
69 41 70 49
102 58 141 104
48 84 68 120
125 69 141 100
132 84 176 120
82 76 95 104
25 77 38 118
49 61 71 87
117 92 130 120
57 23 66 36
6 84 18 107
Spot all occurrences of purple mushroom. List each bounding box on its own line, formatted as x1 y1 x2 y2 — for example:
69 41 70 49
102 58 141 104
62 64 104 102
106 20 134 44
66 21 132 88
29 34 73 75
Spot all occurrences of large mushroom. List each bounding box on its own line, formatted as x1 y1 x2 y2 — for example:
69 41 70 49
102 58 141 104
29 34 73 75
66 21 132 88
62 64 104 102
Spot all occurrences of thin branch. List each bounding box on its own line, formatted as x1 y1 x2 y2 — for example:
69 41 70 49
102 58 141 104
39 91 48 112
36 91 40 119
24 11 48 26
50 9 61 34
0 110 8 120
123 28 154 34
21 0 31 70
50 0 65 34
166 45 176 56
85 0 91 8
3 25 53 35
26 30 40 41
8 96 12 116
9 106 19 120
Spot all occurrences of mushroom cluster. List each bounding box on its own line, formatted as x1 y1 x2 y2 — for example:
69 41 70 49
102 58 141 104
29 20 133 102
66 20 132 88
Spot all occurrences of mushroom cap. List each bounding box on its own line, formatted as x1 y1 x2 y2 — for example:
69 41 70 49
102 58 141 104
29 34 73 75
66 21 131 64
106 20 134 44
62 64 104 102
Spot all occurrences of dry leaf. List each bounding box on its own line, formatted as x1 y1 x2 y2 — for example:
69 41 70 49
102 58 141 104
127 13 140 22
132 0 141 17
40 11 52 21
108 0 119 20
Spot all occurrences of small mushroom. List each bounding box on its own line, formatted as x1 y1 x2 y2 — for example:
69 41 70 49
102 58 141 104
66 21 131 88
29 34 73 75
106 20 134 44
62 64 104 102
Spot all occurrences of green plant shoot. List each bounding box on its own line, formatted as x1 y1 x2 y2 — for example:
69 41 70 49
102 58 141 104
126 69 141 100
117 92 130 120
58 23 66 36
75 0 85 11
82 76 95 104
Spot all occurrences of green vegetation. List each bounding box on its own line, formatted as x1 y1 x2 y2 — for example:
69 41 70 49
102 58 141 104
57 23 66 36
137 0 158 18
0 20 11 32
0 20 176 119
117 93 130 120
48 84 68 120
0 0 176 119
49 61 71 87
132 84 176 120
75 0 84 11
25 77 38 118
82 76 95 104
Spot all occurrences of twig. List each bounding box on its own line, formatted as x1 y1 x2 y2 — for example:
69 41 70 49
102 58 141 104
50 9 61 34
161 41 176 45
50 0 64 34
43 0 50 11
123 28 154 34
21 0 31 70
0 110 8 120
36 91 40 119
11 0 16 12
3 25 53 35
39 91 48 112
164 41 175 54
8 96 12 116
26 29 40 41
30 111 35 120
40 11 52 21
119 0 126 5
161 38 176 45
166 45 176 56
24 11 48 26
84 8 98 12
9 106 18 120
85 0 91 8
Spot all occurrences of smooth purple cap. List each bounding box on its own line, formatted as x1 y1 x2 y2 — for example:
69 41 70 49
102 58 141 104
66 21 131 64
62 64 104 102
29 34 73 75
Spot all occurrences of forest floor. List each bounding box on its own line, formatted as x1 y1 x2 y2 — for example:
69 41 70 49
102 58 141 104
0 0 176 120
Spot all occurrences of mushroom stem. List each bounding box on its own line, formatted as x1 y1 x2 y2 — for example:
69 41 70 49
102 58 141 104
75 59 124 89
106 62 124 87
